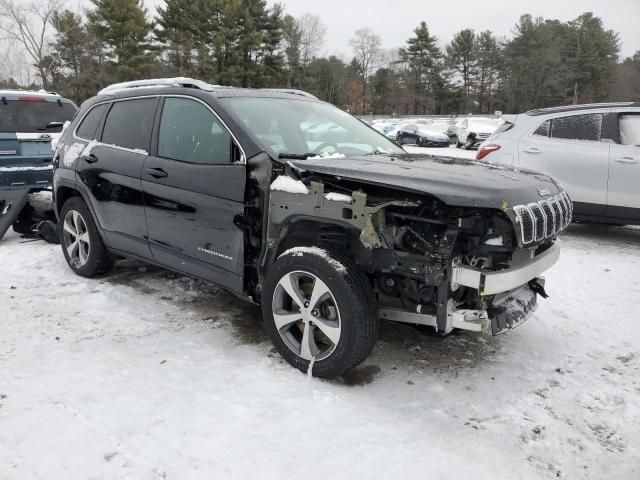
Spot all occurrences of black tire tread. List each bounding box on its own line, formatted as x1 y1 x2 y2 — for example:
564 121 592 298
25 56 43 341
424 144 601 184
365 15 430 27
59 197 114 277
262 247 378 378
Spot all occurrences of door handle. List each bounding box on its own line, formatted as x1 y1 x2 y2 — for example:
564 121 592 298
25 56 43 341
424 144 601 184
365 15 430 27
82 154 98 163
614 157 639 165
145 167 168 178
523 147 542 154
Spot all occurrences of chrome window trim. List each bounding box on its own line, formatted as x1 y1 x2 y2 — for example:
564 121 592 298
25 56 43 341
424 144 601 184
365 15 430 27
72 94 246 164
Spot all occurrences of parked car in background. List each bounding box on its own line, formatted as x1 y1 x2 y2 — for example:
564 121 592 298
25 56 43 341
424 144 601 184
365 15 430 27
476 103 640 225
0 90 77 239
52 77 568 378
456 117 504 149
396 123 450 147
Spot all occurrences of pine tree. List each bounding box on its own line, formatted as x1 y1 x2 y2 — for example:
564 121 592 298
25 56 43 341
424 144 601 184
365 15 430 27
446 29 476 101
474 31 501 112
566 12 620 103
51 10 108 100
88 0 156 81
399 22 441 114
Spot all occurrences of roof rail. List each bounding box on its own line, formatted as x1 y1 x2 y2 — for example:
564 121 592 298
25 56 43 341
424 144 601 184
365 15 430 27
261 88 317 99
525 102 639 116
97 77 218 96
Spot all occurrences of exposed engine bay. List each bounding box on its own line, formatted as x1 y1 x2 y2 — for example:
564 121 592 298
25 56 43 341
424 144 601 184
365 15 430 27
262 171 561 336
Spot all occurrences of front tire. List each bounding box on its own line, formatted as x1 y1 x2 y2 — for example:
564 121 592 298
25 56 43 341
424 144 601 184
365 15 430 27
59 197 114 277
261 247 378 378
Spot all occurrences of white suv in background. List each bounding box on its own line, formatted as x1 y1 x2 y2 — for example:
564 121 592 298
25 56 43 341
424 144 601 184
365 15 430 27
456 117 504 149
476 103 640 225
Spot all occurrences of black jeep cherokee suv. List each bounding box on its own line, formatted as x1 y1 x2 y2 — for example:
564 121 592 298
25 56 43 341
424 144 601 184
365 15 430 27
53 78 570 378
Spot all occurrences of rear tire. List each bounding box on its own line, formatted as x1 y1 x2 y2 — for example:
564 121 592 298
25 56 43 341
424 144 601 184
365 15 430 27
261 247 378 378
59 197 114 277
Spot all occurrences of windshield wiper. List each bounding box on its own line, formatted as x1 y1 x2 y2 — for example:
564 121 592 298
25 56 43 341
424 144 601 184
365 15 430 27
278 153 316 160
364 150 391 156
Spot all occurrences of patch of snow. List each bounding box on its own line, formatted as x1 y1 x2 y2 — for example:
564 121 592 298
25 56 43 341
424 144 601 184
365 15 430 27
1 221 640 478
82 139 100 157
59 140 147 167
98 77 220 96
280 246 347 273
61 142 85 167
402 144 477 160
130 147 149 156
324 192 352 204
0 165 53 172
308 152 346 159
484 236 504 246
270 175 309 194
51 121 71 151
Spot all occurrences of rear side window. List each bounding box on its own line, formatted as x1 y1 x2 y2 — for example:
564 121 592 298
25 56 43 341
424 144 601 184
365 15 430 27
550 114 602 141
533 120 550 137
494 121 514 135
0 99 76 133
76 104 108 140
102 98 157 152
619 115 640 146
158 97 231 165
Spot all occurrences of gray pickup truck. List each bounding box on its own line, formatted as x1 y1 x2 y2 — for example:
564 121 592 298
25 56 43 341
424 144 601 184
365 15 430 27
0 90 77 239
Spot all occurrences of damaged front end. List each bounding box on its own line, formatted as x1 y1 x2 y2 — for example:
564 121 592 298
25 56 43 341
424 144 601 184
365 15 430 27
264 169 567 337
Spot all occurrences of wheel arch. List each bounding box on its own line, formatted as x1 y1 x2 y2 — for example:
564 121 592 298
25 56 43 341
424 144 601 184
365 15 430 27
258 216 369 296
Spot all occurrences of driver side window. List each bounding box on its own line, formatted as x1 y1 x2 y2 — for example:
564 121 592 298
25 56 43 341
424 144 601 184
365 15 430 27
158 97 231 165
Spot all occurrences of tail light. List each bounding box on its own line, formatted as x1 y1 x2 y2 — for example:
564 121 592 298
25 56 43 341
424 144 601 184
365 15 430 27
18 96 47 102
476 144 501 160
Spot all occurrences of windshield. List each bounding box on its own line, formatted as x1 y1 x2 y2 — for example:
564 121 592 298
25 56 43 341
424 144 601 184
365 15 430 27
221 97 404 158
0 100 76 133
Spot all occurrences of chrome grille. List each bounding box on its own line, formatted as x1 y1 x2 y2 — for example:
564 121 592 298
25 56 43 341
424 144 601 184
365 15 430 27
514 192 573 245
541 201 554 237
528 203 546 242
550 199 562 234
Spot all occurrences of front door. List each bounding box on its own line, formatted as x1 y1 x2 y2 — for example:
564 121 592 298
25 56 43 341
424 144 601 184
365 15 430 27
606 113 640 221
141 96 246 292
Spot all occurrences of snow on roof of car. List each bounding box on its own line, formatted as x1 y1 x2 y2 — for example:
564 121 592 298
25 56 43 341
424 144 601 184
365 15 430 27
97 77 318 99
525 102 640 116
98 77 219 95
0 89 63 99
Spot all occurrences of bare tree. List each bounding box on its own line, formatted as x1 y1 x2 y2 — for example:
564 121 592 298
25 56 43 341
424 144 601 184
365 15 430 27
298 13 326 66
0 0 62 89
349 27 382 85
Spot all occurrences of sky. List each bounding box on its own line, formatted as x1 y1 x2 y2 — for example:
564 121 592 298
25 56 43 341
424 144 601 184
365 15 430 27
139 0 640 59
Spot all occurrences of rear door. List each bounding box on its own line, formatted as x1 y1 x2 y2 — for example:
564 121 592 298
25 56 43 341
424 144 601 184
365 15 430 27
142 96 246 292
75 97 158 259
517 112 610 217
606 111 640 221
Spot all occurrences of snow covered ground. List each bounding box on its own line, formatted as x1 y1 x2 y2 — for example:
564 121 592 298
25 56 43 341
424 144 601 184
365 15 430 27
2 189 640 479
404 143 477 159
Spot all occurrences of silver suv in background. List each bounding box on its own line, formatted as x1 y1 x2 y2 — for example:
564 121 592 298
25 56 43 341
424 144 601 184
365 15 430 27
476 103 640 225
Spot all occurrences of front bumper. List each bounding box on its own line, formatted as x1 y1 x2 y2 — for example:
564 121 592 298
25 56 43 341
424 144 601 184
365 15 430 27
451 243 560 295
488 281 540 335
